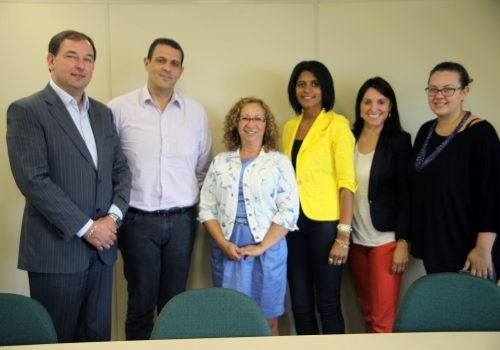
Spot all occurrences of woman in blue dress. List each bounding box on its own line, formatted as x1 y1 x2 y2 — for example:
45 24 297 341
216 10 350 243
199 97 300 335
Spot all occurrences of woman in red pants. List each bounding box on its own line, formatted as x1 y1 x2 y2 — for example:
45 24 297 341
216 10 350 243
349 77 411 333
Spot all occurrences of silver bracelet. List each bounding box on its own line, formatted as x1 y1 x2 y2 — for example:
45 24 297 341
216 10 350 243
337 223 352 233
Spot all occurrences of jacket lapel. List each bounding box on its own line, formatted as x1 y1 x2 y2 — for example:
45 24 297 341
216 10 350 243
368 136 386 197
43 85 96 169
89 101 104 173
299 110 329 155
283 116 301 156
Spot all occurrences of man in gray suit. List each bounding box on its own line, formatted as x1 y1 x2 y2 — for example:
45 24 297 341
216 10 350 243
6 30 131 343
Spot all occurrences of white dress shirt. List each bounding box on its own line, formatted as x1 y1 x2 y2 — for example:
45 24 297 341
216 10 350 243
109 86 212 210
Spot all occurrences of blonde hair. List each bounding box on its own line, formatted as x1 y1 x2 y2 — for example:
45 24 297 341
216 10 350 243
223 97 280 152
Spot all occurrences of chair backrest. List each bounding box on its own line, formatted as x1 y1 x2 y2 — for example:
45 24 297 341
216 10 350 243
393 272 500 332
150 288 272 339
0 293 58 345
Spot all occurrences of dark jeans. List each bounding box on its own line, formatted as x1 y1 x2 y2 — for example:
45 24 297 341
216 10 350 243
286 214 345 334
29 252 113 343
119 208 197 340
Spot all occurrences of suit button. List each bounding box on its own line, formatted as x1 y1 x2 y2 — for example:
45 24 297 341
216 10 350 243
96 208 101 213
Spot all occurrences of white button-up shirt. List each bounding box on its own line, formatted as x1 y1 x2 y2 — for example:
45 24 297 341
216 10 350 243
109 86 212 210
50 80 97 167
199 149 299 242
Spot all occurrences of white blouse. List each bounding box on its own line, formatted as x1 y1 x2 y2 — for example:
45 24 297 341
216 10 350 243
352 145 395 246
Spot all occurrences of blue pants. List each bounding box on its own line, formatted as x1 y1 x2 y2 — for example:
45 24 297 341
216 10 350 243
286 214 345 334
118 208 197 340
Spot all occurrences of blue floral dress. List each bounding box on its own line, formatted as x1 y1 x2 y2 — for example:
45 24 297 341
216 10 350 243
211 158 288 319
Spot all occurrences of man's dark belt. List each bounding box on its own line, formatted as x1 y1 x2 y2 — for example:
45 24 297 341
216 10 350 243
128 206 194 216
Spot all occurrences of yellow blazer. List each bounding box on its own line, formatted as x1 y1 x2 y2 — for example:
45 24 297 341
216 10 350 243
282 109 356 221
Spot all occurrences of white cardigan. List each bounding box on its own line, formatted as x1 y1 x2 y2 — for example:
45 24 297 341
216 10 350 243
198 149 299 242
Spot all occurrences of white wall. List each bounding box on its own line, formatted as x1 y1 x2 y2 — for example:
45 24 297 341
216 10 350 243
0 0 498 339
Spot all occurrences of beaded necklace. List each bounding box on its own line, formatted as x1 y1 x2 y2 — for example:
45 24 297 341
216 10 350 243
414 111 471 171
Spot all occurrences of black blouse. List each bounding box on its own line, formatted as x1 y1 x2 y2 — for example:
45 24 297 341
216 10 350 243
410 120 500 272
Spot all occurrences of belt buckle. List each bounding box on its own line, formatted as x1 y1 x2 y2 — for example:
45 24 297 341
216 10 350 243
164 208 180 215
234 217 248 225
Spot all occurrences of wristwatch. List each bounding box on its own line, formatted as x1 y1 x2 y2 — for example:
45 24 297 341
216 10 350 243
108 213 122 228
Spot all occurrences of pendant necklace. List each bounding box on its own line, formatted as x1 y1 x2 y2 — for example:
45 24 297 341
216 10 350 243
414 111 471 171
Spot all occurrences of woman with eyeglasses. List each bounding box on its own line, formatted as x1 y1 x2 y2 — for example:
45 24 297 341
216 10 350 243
199 97 299 335
410 62 499 281
282 61 356 334
348 77 411 333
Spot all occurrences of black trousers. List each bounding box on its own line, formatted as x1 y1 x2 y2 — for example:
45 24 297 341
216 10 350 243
286 214 345 334
118 208 197 340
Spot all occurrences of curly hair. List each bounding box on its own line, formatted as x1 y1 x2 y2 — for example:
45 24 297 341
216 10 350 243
223 97 280 152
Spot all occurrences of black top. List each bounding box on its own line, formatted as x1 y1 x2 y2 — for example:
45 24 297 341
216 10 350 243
410 119 500 272
292 139 303 215
360 131 412 240
291 139 302 170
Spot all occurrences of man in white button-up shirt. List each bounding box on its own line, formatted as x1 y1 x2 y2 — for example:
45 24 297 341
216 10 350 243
108 38 212 340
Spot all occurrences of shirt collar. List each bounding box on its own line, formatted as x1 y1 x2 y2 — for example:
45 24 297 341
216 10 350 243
49 79 89 111
233 147 267 161
140 85 182 110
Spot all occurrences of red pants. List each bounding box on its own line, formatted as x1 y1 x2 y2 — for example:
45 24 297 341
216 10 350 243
348 241 402 333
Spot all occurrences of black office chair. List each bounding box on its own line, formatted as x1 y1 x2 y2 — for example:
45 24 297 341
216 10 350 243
150 287 272 339
0 293 58 345
393 272 500 332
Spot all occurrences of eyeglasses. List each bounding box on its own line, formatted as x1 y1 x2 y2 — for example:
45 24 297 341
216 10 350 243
425 86 463 97
239 116 266 124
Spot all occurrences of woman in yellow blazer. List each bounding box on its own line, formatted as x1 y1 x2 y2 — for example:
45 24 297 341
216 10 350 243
282 61 356 334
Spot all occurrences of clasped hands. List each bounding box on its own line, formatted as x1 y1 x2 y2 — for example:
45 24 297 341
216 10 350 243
221 241 265 261
83 215 117 251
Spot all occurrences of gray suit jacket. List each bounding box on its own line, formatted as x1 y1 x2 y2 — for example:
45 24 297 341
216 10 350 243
7 84 131 273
